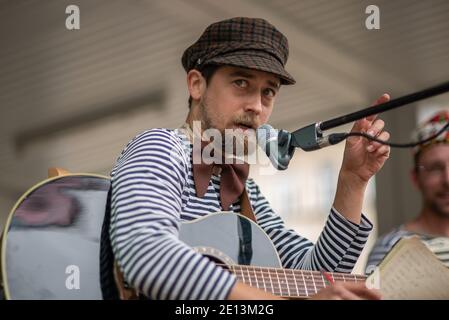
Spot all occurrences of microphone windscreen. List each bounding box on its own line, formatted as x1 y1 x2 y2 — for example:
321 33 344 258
256 124 278 145
256 124 288 170
257 124 296 170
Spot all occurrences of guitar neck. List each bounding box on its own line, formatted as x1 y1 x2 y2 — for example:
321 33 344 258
228 265 367 298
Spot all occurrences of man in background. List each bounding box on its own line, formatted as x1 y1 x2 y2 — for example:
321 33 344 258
367 110 449 272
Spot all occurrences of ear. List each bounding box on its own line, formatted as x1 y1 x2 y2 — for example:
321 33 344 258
187 69 206 104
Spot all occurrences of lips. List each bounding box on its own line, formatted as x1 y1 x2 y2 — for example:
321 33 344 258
234 122 256 131
238 125 251 131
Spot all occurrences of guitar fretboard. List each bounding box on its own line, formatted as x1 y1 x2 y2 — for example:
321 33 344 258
227 265 367 298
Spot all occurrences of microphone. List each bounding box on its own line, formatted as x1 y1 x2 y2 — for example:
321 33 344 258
257 124 345 170
256 124 295 170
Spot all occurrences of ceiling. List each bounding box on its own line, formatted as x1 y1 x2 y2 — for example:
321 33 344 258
1 0 449 203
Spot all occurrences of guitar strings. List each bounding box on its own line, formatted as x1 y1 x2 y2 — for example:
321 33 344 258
215 264 366 296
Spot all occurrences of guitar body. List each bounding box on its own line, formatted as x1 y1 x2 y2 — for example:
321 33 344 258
179 212 282 269
1 174 110 300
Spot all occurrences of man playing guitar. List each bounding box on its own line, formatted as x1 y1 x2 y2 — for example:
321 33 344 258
109 17 391 300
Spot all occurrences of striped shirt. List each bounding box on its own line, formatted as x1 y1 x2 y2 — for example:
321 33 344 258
109 128 373 299
366 228 449 273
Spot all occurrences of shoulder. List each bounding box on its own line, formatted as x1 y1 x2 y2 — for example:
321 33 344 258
366 227 413 273
126 128 183 150
111 128 189 175
119 128 186 159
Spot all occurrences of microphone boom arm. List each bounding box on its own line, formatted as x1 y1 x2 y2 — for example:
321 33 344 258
320 80 449 131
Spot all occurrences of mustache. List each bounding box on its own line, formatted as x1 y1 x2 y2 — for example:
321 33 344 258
233 115 259 129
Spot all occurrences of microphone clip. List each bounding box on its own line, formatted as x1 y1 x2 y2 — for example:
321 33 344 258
291 122 332 151
275 129 296 170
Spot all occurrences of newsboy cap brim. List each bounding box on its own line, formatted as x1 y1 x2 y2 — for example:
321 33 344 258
204 49 296 85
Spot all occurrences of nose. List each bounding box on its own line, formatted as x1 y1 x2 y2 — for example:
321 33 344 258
243 94 263 116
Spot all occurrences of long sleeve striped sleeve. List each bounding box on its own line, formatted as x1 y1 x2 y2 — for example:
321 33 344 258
249 182 373 273
109 129 236 299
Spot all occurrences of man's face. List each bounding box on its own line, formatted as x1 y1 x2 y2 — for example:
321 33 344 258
198 66 280 134
414 144 449 218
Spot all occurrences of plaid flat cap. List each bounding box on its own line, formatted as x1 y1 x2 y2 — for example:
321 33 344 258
182 17 296 85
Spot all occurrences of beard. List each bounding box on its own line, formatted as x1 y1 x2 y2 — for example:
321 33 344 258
198 99 258 161
198 97 215 132
427 198 449 219
423 183 449 219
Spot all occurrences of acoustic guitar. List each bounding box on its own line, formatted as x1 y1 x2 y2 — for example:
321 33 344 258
0 174 366 299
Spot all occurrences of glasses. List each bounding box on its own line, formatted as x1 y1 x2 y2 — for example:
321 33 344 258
417 163 449 178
